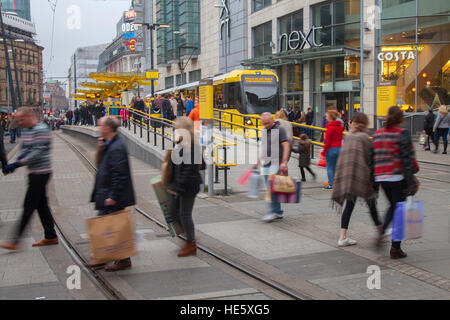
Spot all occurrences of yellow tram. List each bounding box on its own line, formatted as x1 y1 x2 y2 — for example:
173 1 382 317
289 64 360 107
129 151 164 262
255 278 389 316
154 69 279 138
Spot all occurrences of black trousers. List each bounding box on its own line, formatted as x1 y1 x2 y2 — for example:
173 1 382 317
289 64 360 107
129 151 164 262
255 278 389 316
299 166 315 181
380 180 406 249
341 198 381 229
15 173 57 242
168 195 196 243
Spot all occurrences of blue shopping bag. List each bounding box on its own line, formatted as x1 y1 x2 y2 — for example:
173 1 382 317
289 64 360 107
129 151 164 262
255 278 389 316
392 197 424 241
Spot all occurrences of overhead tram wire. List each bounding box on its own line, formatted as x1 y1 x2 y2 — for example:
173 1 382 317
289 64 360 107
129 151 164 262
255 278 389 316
45 0 57 76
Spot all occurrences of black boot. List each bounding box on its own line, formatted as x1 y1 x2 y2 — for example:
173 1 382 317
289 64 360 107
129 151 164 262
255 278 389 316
443 141 448 154
433 140 439 153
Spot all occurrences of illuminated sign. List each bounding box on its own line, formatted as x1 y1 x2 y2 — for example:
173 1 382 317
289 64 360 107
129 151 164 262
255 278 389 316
125 9 136 20
126 38 137 51
242 75 276 85
122 22 137 33
146 71 160 79
378 51 415 61
122 32 135 40
279 26 323 52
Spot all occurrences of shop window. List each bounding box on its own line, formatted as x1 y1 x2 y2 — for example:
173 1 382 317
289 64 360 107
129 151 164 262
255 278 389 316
253 0 271 13
286 64 303 92
380 18 416 45
379 0 416 19
336 56 360 81
417 16 450 43
418 0 450 16
334 22 360 47
334 0 360 24
252 21 272 58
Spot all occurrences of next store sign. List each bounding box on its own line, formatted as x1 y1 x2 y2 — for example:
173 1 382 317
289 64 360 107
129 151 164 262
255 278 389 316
278 26 323 52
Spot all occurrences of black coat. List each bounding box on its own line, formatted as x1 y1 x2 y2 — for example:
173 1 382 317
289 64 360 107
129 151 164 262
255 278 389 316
134 100 145 111
90 135 136 210
0 125 7 168
423 111 435 135
292 140 311 167
306 111 314 125
168 143 202 197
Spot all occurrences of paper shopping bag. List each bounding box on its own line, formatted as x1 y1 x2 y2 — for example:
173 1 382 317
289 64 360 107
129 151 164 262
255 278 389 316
151 176 184 237
392 197 424 241
87 210 136 264
274 179 301 203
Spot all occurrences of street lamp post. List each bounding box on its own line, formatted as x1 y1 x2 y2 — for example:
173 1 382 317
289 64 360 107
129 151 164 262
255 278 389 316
133 22 170 97
0 4 16 113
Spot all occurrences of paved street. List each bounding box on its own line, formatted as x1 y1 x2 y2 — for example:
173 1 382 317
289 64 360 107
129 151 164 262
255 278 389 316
1 125 448 300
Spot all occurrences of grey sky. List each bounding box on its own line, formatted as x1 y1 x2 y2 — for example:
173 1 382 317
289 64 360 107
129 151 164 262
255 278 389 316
31 0 131 83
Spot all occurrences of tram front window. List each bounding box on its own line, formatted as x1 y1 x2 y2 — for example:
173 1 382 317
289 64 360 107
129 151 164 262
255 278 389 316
241 75 278 114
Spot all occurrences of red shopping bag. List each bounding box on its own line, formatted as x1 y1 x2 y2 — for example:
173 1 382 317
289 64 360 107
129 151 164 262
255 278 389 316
318 154 326 167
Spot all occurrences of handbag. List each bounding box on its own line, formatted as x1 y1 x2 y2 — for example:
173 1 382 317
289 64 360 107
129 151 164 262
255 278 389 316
270 170 296 195
418 133 426 145
317 154 326 167
161 149 172 186
403 175 420 196
274 179 301 203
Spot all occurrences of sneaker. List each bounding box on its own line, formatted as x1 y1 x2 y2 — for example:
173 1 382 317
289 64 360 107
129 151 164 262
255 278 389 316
382 228 392 237
275 213 284 220
338 237 357 247
324 185 333 190
262 213 278 222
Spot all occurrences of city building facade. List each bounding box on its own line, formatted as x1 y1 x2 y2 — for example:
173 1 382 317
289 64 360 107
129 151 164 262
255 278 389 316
67 43 108 110
1 0 31 21
43 80 68 111
151 0 449 128
0 11 43 113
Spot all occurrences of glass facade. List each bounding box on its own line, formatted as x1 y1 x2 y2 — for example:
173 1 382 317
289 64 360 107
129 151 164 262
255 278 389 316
2 0 31 21
377 0 450 112
252 21 272 58
312 0 360 47
278 10 303 52
156 0 200 65
253 0 271 13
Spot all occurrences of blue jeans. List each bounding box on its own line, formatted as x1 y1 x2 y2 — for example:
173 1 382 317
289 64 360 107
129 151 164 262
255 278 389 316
434 128 449 143
9 129 16 142
325 147 341 187
264 175 283 215
98 206 131 264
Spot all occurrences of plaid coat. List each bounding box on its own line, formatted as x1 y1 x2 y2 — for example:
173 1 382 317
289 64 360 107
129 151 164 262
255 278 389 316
332 131 376 207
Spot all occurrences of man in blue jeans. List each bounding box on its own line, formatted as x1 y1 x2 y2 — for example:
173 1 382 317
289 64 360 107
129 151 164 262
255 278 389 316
254 113 290 222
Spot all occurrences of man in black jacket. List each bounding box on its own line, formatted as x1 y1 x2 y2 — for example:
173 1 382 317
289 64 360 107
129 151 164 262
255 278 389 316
133 96 145 123
305 107 314 138
90 116 136 271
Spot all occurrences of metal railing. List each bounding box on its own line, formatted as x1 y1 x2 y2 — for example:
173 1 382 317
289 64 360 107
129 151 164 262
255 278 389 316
107 107 237 195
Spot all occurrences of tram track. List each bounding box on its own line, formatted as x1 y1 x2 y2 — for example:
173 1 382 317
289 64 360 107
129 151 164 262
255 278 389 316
55 132 308 301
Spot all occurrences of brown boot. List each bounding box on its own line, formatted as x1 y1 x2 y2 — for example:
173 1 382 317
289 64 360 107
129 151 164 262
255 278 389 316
32 238 59 247
0 242 19 251
390 247 407 259
178 242 197 257
374 225 383 247
105 260 132 272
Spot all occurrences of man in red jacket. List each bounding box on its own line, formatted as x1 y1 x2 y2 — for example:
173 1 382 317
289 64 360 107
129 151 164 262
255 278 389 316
321 110 344 189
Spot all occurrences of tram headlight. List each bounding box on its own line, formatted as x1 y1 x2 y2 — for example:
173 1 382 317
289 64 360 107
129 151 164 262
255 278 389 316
245 118 253 126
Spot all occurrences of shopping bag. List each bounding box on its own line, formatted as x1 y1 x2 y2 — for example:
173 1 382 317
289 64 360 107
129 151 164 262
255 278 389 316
270 174 296 194
274 179 301 203
86 210 136 264
161 150 173 186
247 170 261 198
151 176 183 237
318 154 326 167
238 169 253 186
392 197 424 241
418 133 426 145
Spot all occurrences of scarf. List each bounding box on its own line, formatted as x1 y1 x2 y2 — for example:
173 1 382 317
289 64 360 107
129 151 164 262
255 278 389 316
331 131 376 207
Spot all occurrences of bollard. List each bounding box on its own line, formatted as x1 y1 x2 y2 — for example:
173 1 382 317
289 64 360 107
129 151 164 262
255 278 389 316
147 118 150 143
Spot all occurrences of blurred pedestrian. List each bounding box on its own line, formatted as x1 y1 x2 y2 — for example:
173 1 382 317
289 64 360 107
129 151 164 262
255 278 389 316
94 102 104 126
185 96 194 116
188 98 200 130
74 107 80 125
169 94 178 119
305 107 314 138
321 110 343 190
292 134 316 182
90 116 136 271
422 108 434 151
0 122 7 170
162 93 174 121
373 106 419 259
66 109 73 125
275 109 293 148
332 113 381 247
7 113 18 143
176 93 184 116
254 112 290 222
1 108 58 251
167 117 203 257
432 105 449 154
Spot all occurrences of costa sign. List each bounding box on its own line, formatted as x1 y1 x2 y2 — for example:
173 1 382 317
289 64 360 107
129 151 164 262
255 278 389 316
378 51 415 61
279 26 323 52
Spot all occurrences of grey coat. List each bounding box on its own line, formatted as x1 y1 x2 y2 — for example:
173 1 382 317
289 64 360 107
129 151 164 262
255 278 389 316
433 112 450 130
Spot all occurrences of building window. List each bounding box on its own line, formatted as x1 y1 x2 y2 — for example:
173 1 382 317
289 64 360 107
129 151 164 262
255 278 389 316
253 0 271 13
312 0 361 48
165 76 174 89
376 0 450 112
253 21 272 58
188 69 201 82
278 10 303 52
176 73 186 85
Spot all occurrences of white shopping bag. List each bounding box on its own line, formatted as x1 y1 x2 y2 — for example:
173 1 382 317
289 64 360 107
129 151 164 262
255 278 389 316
247 170 261 199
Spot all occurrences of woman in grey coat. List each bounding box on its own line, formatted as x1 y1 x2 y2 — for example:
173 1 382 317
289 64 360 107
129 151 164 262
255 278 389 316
433 105 449 154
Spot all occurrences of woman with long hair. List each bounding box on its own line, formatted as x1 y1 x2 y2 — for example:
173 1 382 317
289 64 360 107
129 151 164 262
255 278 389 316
373 106 419 259
432 105 449 154
321 110 344 190
332 113 381 247
167 117 203 257
275 109 293 146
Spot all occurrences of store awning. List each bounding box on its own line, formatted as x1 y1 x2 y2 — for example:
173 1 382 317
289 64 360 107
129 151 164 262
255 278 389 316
241 46 371 68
